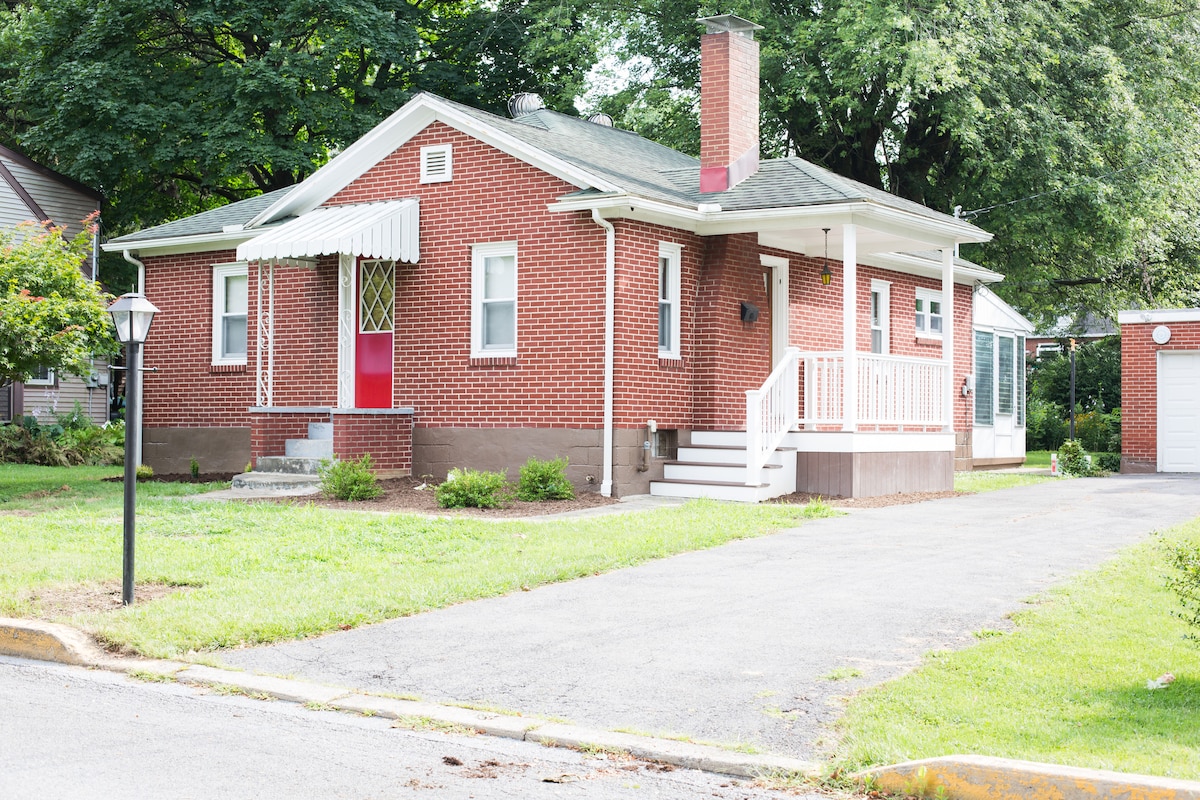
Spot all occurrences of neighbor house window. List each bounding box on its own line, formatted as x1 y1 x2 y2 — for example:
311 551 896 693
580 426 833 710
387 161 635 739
420 144 453 183
212 262 248 364
472 242 517 357
26 365 55 386
658 242 682 359
915 289 943 338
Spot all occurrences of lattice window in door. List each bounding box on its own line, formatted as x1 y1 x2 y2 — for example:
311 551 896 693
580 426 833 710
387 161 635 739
360 260 395 333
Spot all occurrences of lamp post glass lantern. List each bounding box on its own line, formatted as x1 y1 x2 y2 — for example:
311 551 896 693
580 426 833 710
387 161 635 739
107 292 159 606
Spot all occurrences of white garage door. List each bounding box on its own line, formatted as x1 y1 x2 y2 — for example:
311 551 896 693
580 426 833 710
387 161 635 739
1159 351 1200 472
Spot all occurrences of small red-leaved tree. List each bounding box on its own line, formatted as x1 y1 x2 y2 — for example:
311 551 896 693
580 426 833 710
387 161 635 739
0 215 115 384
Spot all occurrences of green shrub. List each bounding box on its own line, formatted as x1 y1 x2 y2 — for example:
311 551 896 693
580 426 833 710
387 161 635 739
1057 439 1098 477
435 467 508 508
319 454 383 501
1027 397 1068 451
516 456 574 501
1076 407 1121 454
1 412 123 466
136 464 154 479
1095 452 1122 473
190 457 200 478
1165 537 1200 644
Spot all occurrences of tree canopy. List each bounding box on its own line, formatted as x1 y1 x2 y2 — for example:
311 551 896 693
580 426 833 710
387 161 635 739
0 0 594 232
2 0 1200 325
0 217 115 384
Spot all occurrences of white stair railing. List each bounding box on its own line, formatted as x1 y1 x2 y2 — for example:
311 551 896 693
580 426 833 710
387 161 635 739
797 352 947 428
745 347 801 486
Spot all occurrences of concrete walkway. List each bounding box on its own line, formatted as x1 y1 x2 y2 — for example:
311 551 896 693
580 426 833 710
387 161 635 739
222 474 1200 760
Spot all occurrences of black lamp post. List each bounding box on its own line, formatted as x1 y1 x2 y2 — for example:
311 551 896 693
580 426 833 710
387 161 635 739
107 292 159 606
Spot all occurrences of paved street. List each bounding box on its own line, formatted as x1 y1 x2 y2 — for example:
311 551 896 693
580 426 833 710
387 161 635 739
223 474 1200 760
0 656 813 800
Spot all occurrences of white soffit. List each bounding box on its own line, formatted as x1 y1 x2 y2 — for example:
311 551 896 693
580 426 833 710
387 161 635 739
236 200 419 263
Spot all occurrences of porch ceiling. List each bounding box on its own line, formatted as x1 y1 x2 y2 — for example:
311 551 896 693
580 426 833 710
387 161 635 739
759 224 940 259
236 199 419 263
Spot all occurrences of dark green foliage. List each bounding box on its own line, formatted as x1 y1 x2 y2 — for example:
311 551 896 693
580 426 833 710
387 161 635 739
0 408 123 466
1026 397 1068 452
1057 439 1098 477
1075 408 1121 455
516 456 574 501
1095 452 1122 473
435 467 508 509
1165 537 1200 645
1030 338 1122 413
319 454 383 501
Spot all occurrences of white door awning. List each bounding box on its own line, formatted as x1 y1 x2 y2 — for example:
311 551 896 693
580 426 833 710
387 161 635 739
236 199 419 263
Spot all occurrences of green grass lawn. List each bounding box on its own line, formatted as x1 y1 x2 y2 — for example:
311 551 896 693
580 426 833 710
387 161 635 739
953 470 1059 493
833 519 1200 780
1024 449 1053 468
0 464 835 659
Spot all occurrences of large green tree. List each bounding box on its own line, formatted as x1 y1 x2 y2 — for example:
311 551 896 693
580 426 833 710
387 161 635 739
0 0 594 232
0 218 115 383
575 0 1200 325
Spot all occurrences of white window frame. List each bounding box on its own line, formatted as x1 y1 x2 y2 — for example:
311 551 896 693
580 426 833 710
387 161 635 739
212 261 249 365
658 242 682 359
420 144 453 184
870 279 891 354
26 365 55 386
915 288 944 340
471 242 517 358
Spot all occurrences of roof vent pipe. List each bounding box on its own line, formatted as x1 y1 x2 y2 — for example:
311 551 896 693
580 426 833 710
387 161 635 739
508 92 545 118
587 112 614 127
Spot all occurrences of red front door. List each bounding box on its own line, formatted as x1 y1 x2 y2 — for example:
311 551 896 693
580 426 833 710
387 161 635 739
355 259 394 408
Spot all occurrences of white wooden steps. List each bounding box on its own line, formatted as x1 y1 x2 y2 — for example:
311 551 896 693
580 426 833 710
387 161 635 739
649 430 797 503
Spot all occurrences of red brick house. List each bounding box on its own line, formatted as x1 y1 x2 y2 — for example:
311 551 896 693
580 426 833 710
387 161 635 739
103 15 996 500
1118 309 1200 473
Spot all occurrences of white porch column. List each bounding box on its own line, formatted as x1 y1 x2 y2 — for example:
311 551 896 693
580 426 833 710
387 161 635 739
842 223 858 431
941 247 955 431
337 253 356 409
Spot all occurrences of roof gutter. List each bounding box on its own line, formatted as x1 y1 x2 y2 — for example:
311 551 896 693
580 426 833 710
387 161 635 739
591 209 616 498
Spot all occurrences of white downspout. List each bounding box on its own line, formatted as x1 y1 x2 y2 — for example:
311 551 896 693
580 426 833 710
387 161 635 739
592 209 615 497
121 249 146 466
122 249 145 294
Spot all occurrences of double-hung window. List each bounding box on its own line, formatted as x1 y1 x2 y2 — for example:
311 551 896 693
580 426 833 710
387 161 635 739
212 262 248 364
472 242 517 357
26 365 55 386
658 243 682 359
915 288 943 338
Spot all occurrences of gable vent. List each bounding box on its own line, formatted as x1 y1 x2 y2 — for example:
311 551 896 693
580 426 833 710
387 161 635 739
420 144 452 184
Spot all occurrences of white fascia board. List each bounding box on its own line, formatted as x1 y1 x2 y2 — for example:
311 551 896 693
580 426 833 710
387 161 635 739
863 251 1003 286
247 94 619 228
100 229 262 257
974 285 1035 332
1118 308 1200 325
547 193 705 231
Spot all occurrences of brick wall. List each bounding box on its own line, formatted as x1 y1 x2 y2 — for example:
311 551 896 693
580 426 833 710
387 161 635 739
1121 318 1200 471
331 411 413 473
250 410 328 461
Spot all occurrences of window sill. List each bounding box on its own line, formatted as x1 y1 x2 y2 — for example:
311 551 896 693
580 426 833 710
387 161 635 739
469 356 517 367
914 333 944 343
210 363 247 373
658 355 684 368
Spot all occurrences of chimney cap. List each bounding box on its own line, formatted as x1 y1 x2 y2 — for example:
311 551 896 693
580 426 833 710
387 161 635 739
697 14 763 37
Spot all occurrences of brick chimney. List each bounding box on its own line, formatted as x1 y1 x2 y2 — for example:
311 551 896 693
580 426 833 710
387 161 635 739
698 15 763 194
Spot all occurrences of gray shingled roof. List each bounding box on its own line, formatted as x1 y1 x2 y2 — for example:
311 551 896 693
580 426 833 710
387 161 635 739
111 94 970 244
107 187 294 244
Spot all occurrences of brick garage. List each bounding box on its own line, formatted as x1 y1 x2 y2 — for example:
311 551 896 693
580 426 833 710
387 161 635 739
1119 309 1200 473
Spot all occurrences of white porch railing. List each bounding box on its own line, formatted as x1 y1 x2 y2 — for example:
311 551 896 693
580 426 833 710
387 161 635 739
799 352 947 428
745 347 801 486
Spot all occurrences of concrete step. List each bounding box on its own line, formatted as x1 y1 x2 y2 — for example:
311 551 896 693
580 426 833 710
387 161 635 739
285 438 333 458
664 461 780 483
231 472 322 494
676 445 794 466
649 478 786 503
308 422 333 440
254 456 324 475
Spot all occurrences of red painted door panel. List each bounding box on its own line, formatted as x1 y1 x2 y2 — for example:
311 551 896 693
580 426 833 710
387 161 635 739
355 259 395 409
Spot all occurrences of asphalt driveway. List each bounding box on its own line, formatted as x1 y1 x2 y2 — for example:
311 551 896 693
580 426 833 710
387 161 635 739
222 474 1200 760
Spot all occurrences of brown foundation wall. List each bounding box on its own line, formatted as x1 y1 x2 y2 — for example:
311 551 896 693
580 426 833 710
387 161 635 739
797 450 953 497
144 427 251 475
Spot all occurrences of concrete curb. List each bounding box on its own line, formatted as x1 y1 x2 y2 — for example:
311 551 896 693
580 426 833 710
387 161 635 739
10 618 1200 796
856 755 1200 800
0 618 815 780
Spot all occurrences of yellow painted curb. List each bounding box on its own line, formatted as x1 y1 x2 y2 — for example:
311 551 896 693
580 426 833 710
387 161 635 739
0 618 109 666
857 755 1200 800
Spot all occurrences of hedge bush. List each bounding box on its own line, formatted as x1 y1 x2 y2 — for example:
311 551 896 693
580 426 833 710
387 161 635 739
319 454 383 501
435 467 509 508
516 456 574 501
